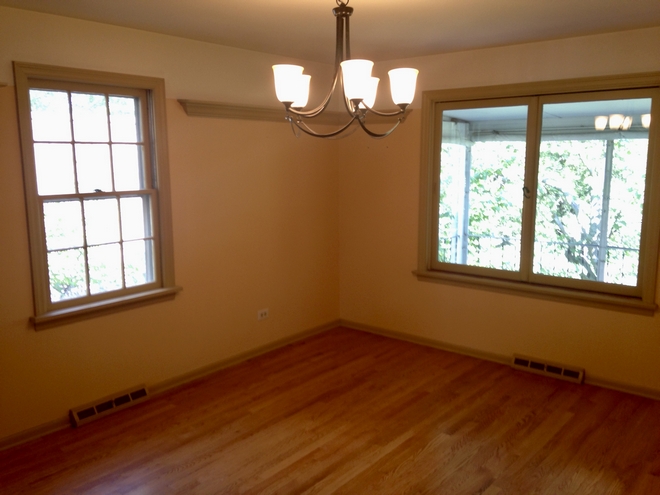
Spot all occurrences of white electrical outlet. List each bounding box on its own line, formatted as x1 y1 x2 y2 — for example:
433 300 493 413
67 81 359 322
257 308 269 321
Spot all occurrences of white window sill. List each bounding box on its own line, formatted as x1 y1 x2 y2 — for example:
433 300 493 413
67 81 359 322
413 270 656 314
32 286 182 330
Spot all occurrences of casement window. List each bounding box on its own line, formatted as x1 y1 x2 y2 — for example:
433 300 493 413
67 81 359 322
416 74 660 311
14 62 179 328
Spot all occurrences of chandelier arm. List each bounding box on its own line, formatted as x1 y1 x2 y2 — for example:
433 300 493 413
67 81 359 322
284 68 340 118
341 81 358 116
288 114 358 138
356 117 402 139
362 105 408 118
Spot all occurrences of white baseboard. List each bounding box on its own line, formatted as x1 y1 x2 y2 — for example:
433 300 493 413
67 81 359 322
0 416 70 452
5 318 657 451
339 319 660 401
339 319 510 365
0 319 341 451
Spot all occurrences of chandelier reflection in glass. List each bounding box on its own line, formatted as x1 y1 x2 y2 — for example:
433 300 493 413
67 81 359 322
272 0 419 139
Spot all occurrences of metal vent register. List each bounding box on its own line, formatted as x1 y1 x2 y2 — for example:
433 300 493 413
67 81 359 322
69 385 150 427
512 355 584 384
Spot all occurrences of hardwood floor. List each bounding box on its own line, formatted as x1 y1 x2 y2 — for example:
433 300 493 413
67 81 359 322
2 327 660 494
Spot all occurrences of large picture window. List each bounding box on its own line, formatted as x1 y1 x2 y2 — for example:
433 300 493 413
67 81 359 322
14 63 179 328
417 75 660 311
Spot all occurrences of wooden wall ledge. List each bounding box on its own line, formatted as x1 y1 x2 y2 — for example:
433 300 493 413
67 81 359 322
178 99 411 125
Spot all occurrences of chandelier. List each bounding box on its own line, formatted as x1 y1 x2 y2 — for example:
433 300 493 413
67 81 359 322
594 113 651 131
272 0 419 139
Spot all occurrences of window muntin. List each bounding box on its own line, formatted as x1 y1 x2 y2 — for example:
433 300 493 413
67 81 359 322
418 78 660 310
14 62 178 327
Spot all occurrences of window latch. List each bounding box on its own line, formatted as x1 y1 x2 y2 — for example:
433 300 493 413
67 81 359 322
523 186 530 199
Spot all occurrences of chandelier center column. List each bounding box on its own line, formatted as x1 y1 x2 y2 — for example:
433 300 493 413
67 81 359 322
333 2 354 68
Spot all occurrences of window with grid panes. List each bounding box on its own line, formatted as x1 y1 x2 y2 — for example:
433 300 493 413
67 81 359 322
14 63 179 328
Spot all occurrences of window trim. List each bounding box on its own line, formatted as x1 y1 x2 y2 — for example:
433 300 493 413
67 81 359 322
416 73 660 313
14 62 180 329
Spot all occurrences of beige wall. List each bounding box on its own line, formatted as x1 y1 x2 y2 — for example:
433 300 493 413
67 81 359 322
1 5 660 443
0 7 340 442
377 27 660 102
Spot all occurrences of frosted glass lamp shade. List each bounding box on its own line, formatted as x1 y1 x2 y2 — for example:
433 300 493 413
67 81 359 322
642 113 651 128
621 116 633 130
273 65 307 104
609 114 624 130
340 59 374 101
292 75 311 109
594 116 608 131
359 77 379 109
388 68 418 105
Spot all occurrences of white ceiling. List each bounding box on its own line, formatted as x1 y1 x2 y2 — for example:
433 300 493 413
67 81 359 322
2 0 660 64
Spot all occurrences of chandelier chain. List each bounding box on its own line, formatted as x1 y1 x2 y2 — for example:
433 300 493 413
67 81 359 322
336 0 349 6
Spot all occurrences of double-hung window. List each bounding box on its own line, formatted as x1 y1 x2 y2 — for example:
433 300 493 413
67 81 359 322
14 62 179 328
417 74 660 311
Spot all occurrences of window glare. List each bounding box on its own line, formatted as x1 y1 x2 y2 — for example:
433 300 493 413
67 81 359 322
34 143 76 195
48 248 87 302
113 144 143 191
124 239 154 287
29 89 72 142
43 201 84 251
120 196 151 240
71 93 109 142
88 243 123 295
75 143 113 193
109 96 139 143
84 198 120 245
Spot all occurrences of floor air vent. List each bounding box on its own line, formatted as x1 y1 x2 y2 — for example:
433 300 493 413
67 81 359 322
512 355 584 384
69 385 149 427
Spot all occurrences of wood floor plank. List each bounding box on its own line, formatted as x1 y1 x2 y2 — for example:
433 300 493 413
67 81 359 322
1 327 659 494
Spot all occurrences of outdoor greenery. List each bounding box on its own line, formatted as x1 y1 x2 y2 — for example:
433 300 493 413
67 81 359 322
439 140 525 271
438 136 647 286
534 139 646 284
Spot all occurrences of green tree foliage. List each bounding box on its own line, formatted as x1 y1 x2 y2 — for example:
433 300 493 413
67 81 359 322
535 139 646 284
439 137 647 286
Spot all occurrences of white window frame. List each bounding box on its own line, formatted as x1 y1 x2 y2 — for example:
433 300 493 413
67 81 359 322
14 62 180 329
416 73 660 312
